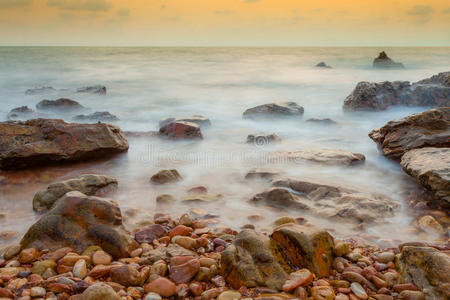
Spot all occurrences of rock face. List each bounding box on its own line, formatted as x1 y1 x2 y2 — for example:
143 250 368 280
21 191 138 259
400 148 449 208
315 62 332 68
32 174 118 212
76 85 107 94
243 102 304 119
373 51 404 69
159 115 211 128
25 86 56 95
36 98 84 111
0 119 129 169
7 106 35 120
74 111 119 122
343 71 450 111
159 121 203 139
369 108 450 159
270 149 365 166
399 244 450 300
250 178 398 223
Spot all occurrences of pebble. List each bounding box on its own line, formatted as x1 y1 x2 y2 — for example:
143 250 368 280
32 260 56 275
18 248 39 264
334 241 350 257
144 292 163 300
30 286 46 297
335 294 349 300
110 264 141 286
169 225 192 237
92 251 112 265
172 236 198 249
144 277 176 297
170 258 200 284
217 290 241 300
311 286 335 300
350 282 368 299
82 282 120 300
377 252 396 263
73 259 87 279
4 244 20 260
283 269 314 292
273 216 297 226
398 290 425 300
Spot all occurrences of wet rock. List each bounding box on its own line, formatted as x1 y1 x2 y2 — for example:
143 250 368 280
135 224 168 243
159 121 203 139
271 149 365 166
150 169 182 184
73 258 87 279
247 133 281 146
82 282 120 300
250 187 310 210
373 51 404 69
169 258 200 284
0 118 129 169
110 264 142 286
218 290 242 300
181 193 222 203
156 194 177 204
32 174 118 212
369 108 449 159
334 240 350 257
76 85 107 94
343 72 450 111
74 111 119 122
21 191 138 259
415 215 446 235
315 62 332 68
159 115 211 128
311 286 335 300
32 260 56 275
3 244 21 260
245 169 280 180
398 290 425 300
282 269 314 292
306 118 337 125
401 148 450 208
350 282 368 299
144 277 176 297
243 102 304 119
30 286 46 297
18 248 39 263
36 98 84 111
7 106 36 120
25 86 56 95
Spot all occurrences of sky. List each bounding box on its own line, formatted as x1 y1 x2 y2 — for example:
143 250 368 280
0 0 449 46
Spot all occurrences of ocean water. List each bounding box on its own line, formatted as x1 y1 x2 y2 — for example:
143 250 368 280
0 47 449 246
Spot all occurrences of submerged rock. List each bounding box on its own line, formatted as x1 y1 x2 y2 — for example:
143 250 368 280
343 71 450 111
373 51 404 69
74 111 119 122
21 191 138 258
243 102 304 119
36 98 84 111
401 148 449 208
25 86 56 95
306 118 337 125
315 62 332 68
7 106 36 120
159 121 203 139
32 174 118 212
245 169 280 180
270 149 365 166
0 119 129 169
76 85 107 94
369 107 450 159
247 133 281 146
159 115 211 128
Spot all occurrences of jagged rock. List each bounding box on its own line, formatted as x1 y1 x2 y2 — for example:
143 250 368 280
32 174 118 212
76 85 106 94
150 169 182 185
21 191 138 258
373 51 404 69
159 115 211 128
399 244 450 300
7 106 35 120
401 148 450 208
247 134 281 146
74 111 119 122
0 119 129 169
159 121 203 139
315 62 332 68
343 71 450 111
36 98 84 111
369 108 450 159
270 149 365 166
243 102 304 119
25 86 56 95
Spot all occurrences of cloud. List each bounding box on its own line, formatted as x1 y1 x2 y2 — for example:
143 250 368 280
408 5 433 15
0 0 33 8
214 10 233 15
47 0 112 12
116 7 129 17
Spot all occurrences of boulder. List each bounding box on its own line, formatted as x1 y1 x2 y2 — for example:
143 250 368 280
7 106 36 120
32 174 118 212
159 115 211 128
150 169 182 184
373 51 404 69
247 134 281 146
343 71 450 111
243 102 304 119
159 121 203 139
0 119 129 169
400 148 449 208
270 149 365 166
369 108 449 159
36 98 84 111
315 62 332 68
399 245 450 300
74 111 119 122
25 86 56 95
76 85 107 94
21 191 138 259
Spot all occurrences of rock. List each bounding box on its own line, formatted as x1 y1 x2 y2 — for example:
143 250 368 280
33 174 118 212
274 216 297 226
334 241 350 257
74 111 119 122
25 86 56 95
377 252 396 263
250 187 310 210
343 72 450 111
373 51 404 69
311 286 335 300
144 277 176 297
32 260 56 275
92 250 112 265
4 244 21 260
245 169 280 180
401 148 450 208
416 215 446 235
170 258 200 284
18 248 39 263
172 236 198 249
7 106 35 120
369 108 449 159
0 119 129 169
399 245 450 300
21 191 138 259
282 269 314 292
398 290 425 300
306 118 337 125
110 264 142 286
220 229 292 290
159 115 211 128
218 291 242 300
156 194 177 204
145 292 163 300
270 149 365 166
181 193 222 203
73 259 87 279
0 267 22 277
76 85 107 94
135 224 168 243
30 286 46 297
271 223 334 278
159 121 203 139
36 98 84 111
82 282 120 300
247 134 281 146
150 169 182 184
243 102 304 119
350 282 368 299
315 62 332 68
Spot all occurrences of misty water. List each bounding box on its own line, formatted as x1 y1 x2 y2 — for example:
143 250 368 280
0 47 449 247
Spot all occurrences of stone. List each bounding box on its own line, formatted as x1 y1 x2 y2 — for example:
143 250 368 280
181 193 222 203
306 118 337 125
32 174 118 212
25 86 56 95
73 259 87 279
401 148 450 208
342 272 377 291
169 258 200 284
30 286 46 297
169 225 192 238
144 292 163 300
315 62 332 68
334 241 350 257
310 286 335 300
217 291 242 300
282 269 314 292
76 85 107 94
18 248 39 263
36 98 84 111
270 149 365 166
0 119 129 169
156 194 177 204
274 216 297 226
81 282 120 300
32 260 56 275
398 290 425 300
344 72 450 111
21 191 138 259
150 169 182 184
245 169 280 180
0 267 21 277
416 215 446 235
377 252 396 263
247 134 281 146
3 244 20 259
91 250 112 265
159 115 211 128
243 101 304 119
135 224 168 243
159 121 203 139
144 277 176 297
74 111 119 122
172 236 197 249
7 106 36 120
350 282 368 299
110 264 142 286
373 51 404 69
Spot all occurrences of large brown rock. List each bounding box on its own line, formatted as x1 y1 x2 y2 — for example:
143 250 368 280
159 121 203 139
399 244 450 300
33 174 118 212
0 118 129 169
369 107 450 159
401 148 450 208
343 72 450 111
243 102 304 119
36 98 84 111
372 51 404 69
159 115 211 128
21 191 138 259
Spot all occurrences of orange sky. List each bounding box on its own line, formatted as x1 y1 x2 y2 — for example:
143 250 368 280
0 0 449 46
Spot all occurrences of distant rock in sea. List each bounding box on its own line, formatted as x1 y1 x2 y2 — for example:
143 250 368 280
373 51 404 69
315 62 332 68
25 86 56 95
7 106 36 120
243 102 304 119
36 98 84 112
76 85 107 94
74 111 119 122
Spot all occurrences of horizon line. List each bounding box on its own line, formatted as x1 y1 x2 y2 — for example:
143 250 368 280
0 45 449 48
